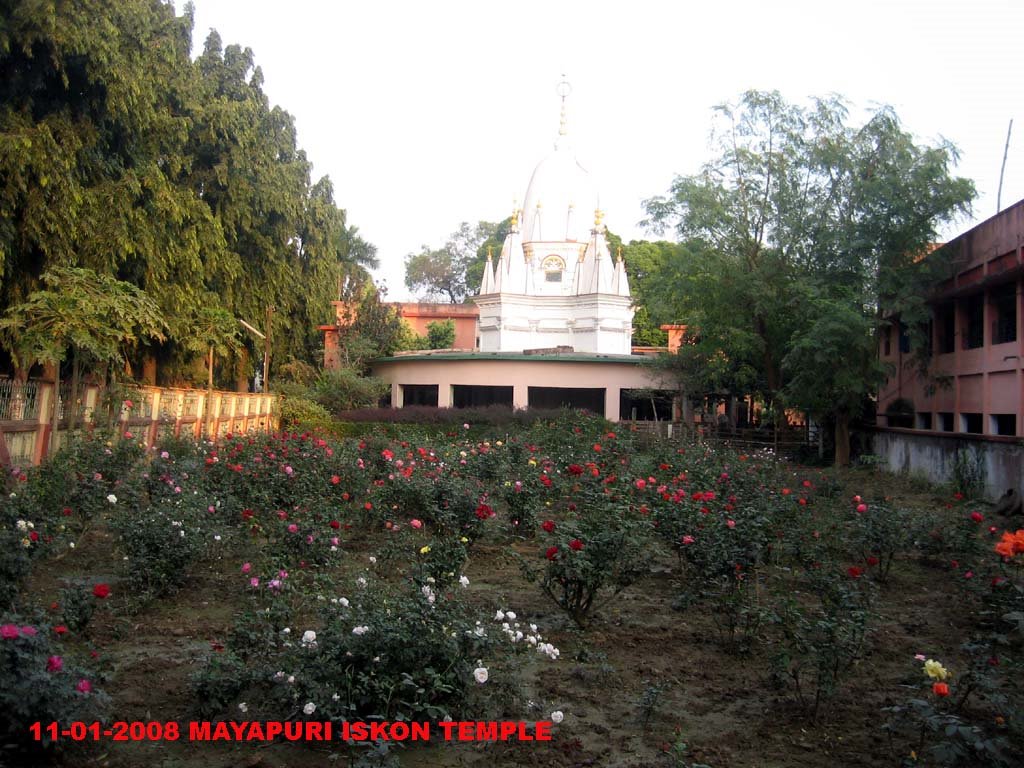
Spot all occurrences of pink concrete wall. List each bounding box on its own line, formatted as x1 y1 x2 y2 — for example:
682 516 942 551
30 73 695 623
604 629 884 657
371 357 671 422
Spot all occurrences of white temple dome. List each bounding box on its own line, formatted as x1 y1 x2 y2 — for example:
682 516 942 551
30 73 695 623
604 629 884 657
520 132 598 243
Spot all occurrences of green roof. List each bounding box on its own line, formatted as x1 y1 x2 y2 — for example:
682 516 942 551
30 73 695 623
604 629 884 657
373 351 653 365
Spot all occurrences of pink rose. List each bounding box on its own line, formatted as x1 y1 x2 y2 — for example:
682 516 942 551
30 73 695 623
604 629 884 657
47 655 63 673
76 679 92 694
410 519 423 529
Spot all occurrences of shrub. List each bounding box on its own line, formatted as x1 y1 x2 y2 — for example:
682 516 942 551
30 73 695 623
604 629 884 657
311 368 388 415
192 574 559 723
111 497 212 599
768 568 874 719
0 614 108 753
524 499 651 628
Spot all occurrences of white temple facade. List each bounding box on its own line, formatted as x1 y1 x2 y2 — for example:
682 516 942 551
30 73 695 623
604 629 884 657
474 88 633 355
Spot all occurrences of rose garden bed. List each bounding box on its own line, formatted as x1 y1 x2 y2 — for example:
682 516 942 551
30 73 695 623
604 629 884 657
1 412 1021 767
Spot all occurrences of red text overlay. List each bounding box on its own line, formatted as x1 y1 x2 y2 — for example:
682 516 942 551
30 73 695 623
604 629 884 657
31 720 553 743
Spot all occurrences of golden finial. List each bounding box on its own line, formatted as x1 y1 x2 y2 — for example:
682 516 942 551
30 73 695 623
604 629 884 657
487 245 493 261
511 200 519 230
594 208 604 228
617 245 623 262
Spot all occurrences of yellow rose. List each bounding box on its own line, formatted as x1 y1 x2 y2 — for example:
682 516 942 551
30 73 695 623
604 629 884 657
419 545 431 555
923 659 948 681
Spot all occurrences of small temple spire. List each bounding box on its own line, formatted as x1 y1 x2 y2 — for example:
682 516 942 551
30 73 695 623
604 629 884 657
480 245 495 294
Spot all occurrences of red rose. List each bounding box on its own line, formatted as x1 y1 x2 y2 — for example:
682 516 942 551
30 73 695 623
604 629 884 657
970 511 983 523
331 475 341 485
847 567 863 579
545 546 559 560
569 538 584 551
932 682 950 697
541 520 555 533
92 584 110 599
53 625 68 635
329 520 340 529
866 556 880 566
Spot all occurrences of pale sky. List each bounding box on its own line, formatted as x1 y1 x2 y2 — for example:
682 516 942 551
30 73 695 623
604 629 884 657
188 0 1024 301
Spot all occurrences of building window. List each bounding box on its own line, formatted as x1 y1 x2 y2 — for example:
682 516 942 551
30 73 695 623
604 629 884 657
528 386 605 415
452 385 513 408
938 412 954 432
883 326 891 356
898 322 910 353
963 294 984 349
401 384 438 407
935 303 955 354
916 412 933 430
992 413 1016 436
542 255 565 283
991 283 1017 344
960 412 983 434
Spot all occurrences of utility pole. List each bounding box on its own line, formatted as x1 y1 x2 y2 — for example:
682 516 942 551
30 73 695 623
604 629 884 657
263 305 275 392
998 118 1013 213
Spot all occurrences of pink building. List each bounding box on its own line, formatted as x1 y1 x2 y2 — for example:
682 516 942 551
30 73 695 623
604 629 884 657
321 301 479 370
875 198 1024 497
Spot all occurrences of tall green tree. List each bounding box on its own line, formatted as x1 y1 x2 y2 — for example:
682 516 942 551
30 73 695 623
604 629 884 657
405 221 499 303
0 2 377 388
645 91 975 464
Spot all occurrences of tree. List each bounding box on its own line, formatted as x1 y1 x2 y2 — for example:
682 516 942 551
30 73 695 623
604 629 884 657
0 267 167 452
404 221 499 303
0 4 376 387
644 91 975 465
426 319 456 349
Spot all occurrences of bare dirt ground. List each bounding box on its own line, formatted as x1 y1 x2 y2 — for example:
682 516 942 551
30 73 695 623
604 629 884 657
18 467 990 768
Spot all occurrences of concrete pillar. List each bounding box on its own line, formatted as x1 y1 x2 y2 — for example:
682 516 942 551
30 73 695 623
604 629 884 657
437 382 452 408
392 382 402 409
605 388 619 422
513 384 529 410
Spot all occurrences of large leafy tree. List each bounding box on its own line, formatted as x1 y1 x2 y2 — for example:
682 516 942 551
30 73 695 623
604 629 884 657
645 91 975 464
405 221 499 303
0 1 375 388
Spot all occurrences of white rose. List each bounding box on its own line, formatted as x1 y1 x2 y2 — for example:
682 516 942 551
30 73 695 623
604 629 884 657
551 710 564 724
303 702 316 715
473 667 488 684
